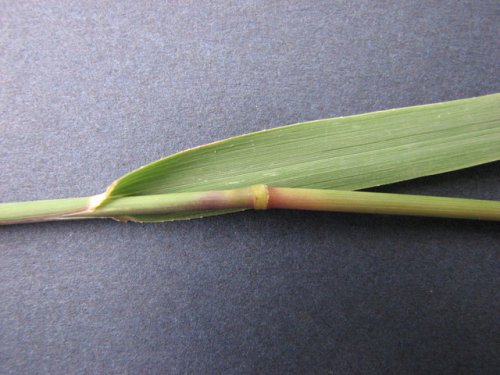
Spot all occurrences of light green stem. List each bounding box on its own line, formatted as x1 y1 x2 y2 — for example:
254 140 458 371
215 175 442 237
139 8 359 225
0 185 499 225
0 197 92 224
266 187 500 221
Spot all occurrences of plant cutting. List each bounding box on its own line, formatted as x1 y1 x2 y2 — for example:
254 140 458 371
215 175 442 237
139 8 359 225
1 94 499 225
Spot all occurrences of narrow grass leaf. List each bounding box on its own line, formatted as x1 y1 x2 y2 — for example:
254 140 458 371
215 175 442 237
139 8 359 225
98 94 500 221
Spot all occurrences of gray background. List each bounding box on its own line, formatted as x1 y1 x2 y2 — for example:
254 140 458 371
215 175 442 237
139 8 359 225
1 1 499 374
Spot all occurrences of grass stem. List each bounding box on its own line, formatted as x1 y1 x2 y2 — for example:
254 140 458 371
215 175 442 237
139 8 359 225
0 185 499 225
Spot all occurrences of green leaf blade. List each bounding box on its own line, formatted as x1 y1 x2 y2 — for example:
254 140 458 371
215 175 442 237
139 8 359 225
103 94 500 222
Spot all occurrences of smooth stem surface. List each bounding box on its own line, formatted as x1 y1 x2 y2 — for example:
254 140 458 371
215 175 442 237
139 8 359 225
266 187 500 221
0 196 92 224
0 185 499 225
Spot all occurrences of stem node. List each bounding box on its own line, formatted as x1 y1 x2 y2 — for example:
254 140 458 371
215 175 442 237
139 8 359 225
250 184 269 210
